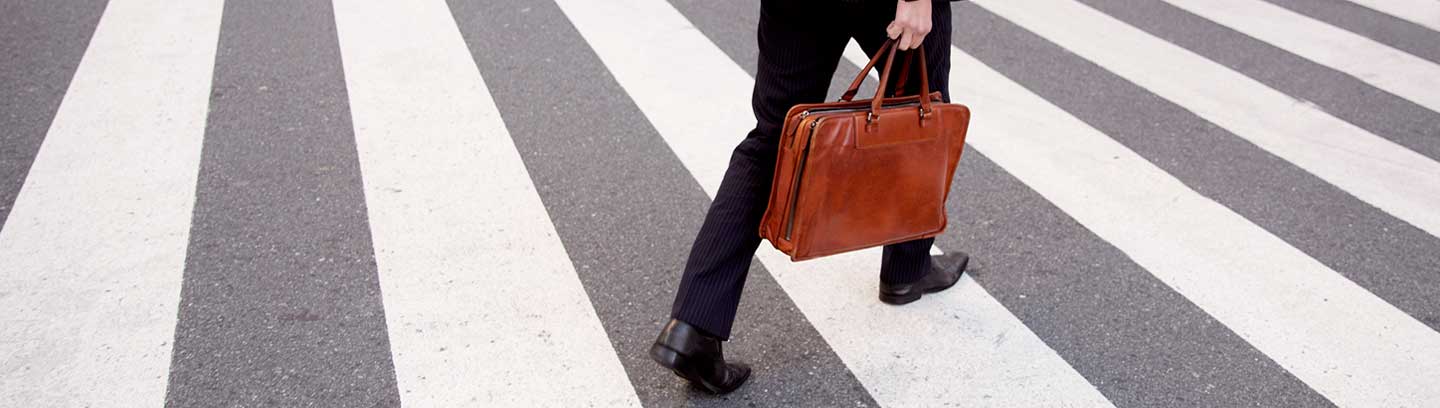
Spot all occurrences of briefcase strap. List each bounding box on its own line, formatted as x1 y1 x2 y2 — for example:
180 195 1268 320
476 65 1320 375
837 39 934 122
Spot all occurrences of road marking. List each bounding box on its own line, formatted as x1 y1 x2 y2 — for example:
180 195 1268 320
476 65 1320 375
851 19 1440 408
0 0 223 405
1166 0 1440 115
0 1 109 228
975 0 1440 239
1344 0 1440 32
555 0 1117 406
331 0 641 406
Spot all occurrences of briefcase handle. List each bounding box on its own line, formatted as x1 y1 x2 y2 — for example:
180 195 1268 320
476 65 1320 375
891 51 918 98
838 39 934 123
840 40 924 100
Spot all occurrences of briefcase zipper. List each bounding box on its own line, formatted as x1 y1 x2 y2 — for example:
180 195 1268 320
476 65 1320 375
789 111 810 149
788 102 919 149
801 101 921 116
784 118 822 241
807 101 919 115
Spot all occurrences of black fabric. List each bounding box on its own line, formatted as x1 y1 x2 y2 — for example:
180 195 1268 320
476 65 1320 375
669 0 953 340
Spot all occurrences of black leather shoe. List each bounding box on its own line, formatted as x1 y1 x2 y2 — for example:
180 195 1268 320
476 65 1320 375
649 319 751 394
879 252 969 305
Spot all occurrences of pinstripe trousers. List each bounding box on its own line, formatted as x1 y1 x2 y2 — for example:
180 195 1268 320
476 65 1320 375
670 0 954 340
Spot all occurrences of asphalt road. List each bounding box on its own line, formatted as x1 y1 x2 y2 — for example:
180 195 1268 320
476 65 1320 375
2 0 1438 407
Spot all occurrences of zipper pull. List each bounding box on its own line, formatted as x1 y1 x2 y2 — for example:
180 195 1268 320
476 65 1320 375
794 111 817 150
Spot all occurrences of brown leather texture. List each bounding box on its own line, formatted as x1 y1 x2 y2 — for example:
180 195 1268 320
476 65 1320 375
759 39 970 262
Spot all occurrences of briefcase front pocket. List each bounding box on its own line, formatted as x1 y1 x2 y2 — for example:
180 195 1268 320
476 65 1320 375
787 118 951 260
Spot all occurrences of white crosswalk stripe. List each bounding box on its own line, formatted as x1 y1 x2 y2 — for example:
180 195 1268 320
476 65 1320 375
554 0 1117 406
0 0 224 405
843 39 1440 407
331 1 641 406
1344 0 1440 32
972 0 1440 240
2 0 1438 406
969 2 1440 405
1166 0 1440 115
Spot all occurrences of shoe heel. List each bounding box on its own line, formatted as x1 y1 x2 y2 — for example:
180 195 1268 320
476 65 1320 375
879 291 922 305
651 344 716 391
649 343 686 371
651 343 744 394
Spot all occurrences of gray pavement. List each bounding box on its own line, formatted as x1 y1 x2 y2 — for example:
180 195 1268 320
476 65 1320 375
164 1 400 405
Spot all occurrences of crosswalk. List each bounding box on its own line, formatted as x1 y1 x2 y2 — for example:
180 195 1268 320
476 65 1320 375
1344 0 1440 32
0 0 221 405
557 1 1112 405
1 0 1437 407
333 1 640 405
1168 0 1440 115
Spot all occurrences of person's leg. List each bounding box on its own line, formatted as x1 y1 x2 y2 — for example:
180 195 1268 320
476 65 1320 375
653 1 854 395
852 0 956 286
668 0 850 340
880 237 938 284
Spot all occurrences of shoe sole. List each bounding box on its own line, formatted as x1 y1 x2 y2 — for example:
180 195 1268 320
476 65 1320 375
879 291 924 305
649 343 746 394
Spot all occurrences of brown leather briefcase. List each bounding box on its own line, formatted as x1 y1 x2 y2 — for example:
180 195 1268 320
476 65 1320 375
759 39 970 262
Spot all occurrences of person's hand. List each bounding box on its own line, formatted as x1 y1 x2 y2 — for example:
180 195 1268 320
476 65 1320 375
888 0 932 50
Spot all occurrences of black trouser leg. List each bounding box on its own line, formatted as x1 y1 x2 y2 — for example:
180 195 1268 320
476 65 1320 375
670 2 848 340
668 137 779 340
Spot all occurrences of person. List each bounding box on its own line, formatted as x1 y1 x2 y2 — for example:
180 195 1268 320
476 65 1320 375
649 0 968 394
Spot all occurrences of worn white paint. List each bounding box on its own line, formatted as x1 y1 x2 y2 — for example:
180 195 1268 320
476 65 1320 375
941 2 1440 404
1345 0 1440 32
0 0 224 405
1167 0 1440 114
331 0 641 406
555 0 1117 406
